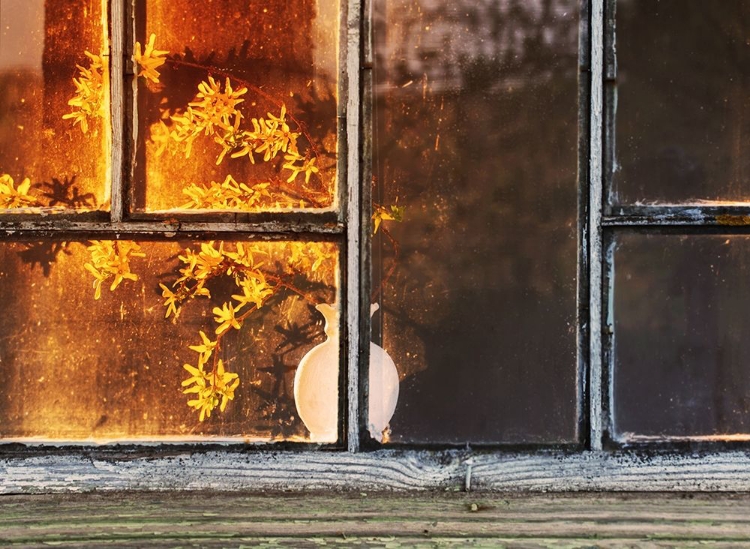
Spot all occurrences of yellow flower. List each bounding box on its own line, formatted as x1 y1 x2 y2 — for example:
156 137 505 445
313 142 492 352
0 174 39 209
372 203 405 234
182 359 240 421
283 155 319 184
62 51 105 133
180 176 277 211
134 33 168 83
189 76 247 135
212 302 241 335
159 283 179 318
213 359 240 412
84 241 145 299
84 263 106 300
182 362 208 390
232 274 273 311
194 241 225 279
188 330 217 367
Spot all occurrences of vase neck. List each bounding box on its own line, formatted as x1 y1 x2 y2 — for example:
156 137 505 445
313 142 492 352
315 303 339 337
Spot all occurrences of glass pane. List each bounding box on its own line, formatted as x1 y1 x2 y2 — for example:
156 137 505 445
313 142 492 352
134 1 339 212
0 239 339 442
372 0 580 444
0 0 110 212
613 234 750 441
613 1 750 204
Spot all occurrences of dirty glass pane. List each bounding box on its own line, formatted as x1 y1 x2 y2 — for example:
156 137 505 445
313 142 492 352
372 0 580 444
0 240 339 442
0 0 110 212
613 234 750 441
613 1 750 204
134 0 339 212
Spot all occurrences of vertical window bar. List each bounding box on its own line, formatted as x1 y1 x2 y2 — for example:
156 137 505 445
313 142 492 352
603 0 617 211
602 230 617 444
110 0 125 222
578 0 592 447
126 0 140 217
346 0 365 452
359 0 374 448
589 0 605 451
601 0 618 444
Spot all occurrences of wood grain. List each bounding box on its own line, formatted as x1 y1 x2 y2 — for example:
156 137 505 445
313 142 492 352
2 491 750 547
6 450 750 493
588 0 605 451
345 0 363 453
109 0 125 223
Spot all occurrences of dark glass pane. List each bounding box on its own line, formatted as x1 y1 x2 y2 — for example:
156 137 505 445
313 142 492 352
613 234 750 441
372 0 580 444
0 240 339 442
614 1 750 203
0 0 109 212
133 0 339 212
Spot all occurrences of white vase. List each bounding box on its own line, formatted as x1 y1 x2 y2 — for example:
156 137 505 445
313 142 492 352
293 303 400 442
293 303 339 442
367 303 400 442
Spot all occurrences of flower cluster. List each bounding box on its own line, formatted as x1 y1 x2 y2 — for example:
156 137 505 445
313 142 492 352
161 241 275 319
181 175 289 211
153 73 321 200
287 242 338 275
158 242 276 419
182 358 239 421
133 33 169 83
62 51 106 134
221 105 298 164
0 174 39 209
63 35 166 132
158 241 339 420
169 77 248 158
84 241 146 300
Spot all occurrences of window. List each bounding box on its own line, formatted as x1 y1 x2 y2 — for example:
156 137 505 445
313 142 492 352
606 0 750 445
3 0 750 493
0 0 343 444
371 0 581 445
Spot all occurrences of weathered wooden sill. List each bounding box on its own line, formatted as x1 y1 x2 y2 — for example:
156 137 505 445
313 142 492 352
2 491 750 547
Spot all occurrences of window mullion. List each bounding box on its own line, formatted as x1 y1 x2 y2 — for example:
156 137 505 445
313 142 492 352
109 0 126 223
345 0 365 453
589 0 605 452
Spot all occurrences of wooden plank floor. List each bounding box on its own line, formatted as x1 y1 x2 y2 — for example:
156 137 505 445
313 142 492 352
2 491 750 547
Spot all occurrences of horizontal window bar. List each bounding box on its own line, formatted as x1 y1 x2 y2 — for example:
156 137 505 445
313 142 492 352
605 205 750 227
0 221 344 238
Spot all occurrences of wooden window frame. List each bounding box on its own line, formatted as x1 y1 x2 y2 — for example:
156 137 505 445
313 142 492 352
4 0 750 494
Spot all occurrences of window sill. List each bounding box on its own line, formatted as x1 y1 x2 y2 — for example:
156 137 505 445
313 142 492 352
4 449 750 492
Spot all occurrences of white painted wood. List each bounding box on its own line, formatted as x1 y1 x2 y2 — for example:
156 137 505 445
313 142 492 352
6 451 750 493
345 0 363 453
109 0 125 223
588 0 605 451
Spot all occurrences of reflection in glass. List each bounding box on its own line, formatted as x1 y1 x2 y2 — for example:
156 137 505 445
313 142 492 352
373 0 580 443
614 0 750 203
134 0 339 212
0 0 109 212
0 240 338 442
614 234 750 441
